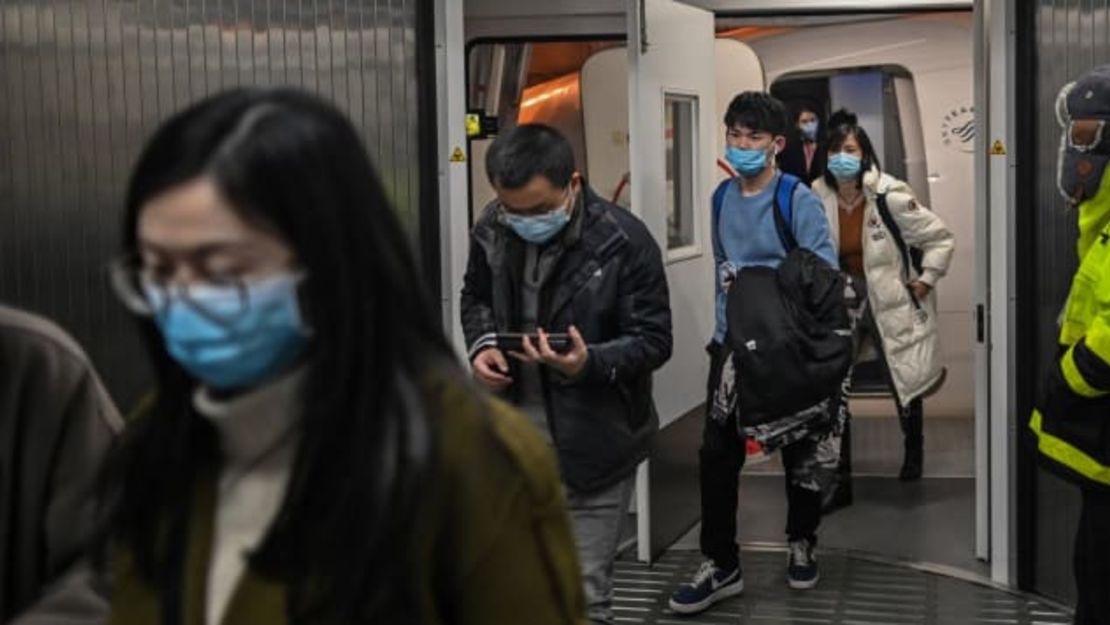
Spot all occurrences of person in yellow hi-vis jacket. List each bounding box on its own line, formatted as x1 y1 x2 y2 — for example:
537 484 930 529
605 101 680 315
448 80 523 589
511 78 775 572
1030 65 1110 625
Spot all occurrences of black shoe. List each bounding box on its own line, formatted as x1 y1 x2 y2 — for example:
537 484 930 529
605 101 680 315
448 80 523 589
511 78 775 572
899 443 923 481
786 539 819 589
898 399 924 481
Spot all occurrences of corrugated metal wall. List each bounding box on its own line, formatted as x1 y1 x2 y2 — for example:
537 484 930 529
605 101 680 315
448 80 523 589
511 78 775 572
0 0 423 409
1028 0 1110 605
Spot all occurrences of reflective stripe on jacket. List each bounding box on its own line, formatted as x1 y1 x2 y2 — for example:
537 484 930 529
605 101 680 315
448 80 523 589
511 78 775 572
1030 188 1110 487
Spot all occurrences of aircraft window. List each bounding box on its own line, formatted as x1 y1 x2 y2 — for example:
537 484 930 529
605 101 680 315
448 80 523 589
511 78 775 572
665 94 698 251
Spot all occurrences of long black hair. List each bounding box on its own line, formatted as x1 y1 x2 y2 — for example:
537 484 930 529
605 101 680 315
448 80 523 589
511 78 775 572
101 87 452 621
822 108 881 189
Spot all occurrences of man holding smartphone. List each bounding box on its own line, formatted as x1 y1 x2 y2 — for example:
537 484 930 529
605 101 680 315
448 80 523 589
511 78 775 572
460 123 672 625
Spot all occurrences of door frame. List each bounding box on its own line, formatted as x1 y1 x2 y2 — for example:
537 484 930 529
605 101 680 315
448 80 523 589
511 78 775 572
432 0 470 362
1009 0 1047 594
435 0 1017 583
627 0 720 561
689 0 1009 582
417 0 443 307
977 0 1019 587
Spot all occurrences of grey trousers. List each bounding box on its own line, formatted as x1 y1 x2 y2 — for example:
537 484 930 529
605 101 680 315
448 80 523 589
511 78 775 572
566 474 636 625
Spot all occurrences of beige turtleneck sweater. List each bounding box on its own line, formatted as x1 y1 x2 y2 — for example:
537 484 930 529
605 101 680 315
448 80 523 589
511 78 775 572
192 368 306 625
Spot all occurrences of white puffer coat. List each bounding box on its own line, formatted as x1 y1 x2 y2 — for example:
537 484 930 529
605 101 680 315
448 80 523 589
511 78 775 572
812 169 956 405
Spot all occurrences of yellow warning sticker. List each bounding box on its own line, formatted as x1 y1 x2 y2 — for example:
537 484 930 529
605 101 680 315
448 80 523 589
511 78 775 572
465 114 481 138
990 139 1006 155
450 146 467 163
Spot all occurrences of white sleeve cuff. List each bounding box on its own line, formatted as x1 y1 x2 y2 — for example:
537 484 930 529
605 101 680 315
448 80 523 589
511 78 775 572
917 268 941 287
467 333 498 362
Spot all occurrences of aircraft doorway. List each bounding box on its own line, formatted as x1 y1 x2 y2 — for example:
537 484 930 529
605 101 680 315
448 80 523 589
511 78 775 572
456 1 987 584
711 10 983 576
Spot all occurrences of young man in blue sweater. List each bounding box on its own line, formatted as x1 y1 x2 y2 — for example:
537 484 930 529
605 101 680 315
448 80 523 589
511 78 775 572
669 92 839 615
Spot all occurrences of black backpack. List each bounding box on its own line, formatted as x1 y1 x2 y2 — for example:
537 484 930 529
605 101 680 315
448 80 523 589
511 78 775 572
715 175 853 425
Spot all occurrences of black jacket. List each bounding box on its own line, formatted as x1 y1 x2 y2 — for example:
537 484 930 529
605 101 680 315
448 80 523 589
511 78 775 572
777 130 826 186
460 185 673 493
1033 344 1110 492
726 247 851 424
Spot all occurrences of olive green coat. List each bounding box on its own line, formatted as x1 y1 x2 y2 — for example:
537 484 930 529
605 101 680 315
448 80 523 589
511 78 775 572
108 374 587 625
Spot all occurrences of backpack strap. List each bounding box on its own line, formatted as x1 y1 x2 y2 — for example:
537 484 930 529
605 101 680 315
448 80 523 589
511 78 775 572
773 173 800 252
874 192 911 282
874 191 929 310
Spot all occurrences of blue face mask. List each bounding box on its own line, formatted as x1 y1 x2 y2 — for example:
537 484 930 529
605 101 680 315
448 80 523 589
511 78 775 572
800 121 819 141
828 152 862 180
725 145 772 178
502 200 572 245
147 273 310 390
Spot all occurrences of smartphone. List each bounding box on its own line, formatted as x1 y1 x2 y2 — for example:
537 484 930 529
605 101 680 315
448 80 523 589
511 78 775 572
496 332 571 353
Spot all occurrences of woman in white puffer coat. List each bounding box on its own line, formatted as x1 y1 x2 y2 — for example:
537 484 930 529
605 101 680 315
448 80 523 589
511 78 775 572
810 109 956 480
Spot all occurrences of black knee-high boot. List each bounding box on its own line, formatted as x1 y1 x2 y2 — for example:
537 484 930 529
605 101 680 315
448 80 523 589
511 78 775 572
899 398 924 481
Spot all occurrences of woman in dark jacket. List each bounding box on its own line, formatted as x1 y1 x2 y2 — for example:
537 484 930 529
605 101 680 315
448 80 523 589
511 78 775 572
99 88 586 625
778 105 827 185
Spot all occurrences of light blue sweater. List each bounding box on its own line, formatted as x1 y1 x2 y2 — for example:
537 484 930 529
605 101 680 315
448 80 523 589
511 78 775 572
712 172 838 342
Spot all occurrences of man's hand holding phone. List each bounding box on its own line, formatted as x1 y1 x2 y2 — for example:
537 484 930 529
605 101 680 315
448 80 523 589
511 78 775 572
472 347 512 391
510 326 589 378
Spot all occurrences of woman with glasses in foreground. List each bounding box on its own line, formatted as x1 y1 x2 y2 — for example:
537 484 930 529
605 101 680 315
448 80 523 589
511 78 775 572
101 88 585 625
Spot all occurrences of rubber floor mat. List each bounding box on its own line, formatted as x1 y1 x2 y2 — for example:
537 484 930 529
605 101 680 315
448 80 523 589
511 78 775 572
612 548 1071 624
